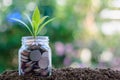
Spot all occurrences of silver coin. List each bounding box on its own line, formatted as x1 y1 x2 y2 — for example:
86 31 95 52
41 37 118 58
38 57 49 69
40 45 48 52
30 62 36 67
24 67 32 72
42 52 48 57
21 50 30 56
21 58 29 62
30 50 41 61
29 44 40 50
21 55 28 59
25 61 33 67
33 69 41 73
40 69 49 76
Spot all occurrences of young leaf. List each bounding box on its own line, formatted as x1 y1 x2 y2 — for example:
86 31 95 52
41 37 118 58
11 18 33 36
37 18 54 35
35 16 48 34
24 14 33 28
24 14 34 34
32 7 40 25
37 16 49 27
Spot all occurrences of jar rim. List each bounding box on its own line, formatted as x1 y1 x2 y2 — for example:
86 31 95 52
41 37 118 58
22 36 49 42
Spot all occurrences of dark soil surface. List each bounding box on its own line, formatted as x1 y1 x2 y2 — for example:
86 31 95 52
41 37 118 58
0 67 120 80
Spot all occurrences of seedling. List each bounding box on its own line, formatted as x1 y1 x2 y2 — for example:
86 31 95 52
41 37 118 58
12 7 54 38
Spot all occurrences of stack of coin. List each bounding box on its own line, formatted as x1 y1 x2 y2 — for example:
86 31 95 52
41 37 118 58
20 44 50 76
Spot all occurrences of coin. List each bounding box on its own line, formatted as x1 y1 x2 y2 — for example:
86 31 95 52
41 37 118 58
33 69 41 73
33 64 39 69
40 69 49 76
21 62 26 69
21 58 29 62
30 62 36 67
29 45 40 50
40 45 48 52
21 55 28 59
24 67 32 73
42 52 48 57
38 57 49 69
25 61 33 67
21 50 30 56
30 50 41 61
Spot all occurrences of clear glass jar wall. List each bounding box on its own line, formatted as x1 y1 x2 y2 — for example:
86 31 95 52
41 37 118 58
18 36 52 76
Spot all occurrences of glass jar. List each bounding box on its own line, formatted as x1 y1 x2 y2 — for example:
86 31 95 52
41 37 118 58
18 36 52 76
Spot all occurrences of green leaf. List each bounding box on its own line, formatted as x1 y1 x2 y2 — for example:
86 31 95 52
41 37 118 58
37 18 55 35
37 16 49 27
32 7 41 38
24 14 33 27
32 7 40 25
24 13 34 33
11 18 33 36
36 16 48 35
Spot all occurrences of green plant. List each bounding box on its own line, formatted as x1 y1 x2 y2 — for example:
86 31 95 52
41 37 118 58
12 7 54 38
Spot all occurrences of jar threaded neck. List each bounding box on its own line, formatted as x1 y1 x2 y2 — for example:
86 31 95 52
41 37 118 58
22 36 49 45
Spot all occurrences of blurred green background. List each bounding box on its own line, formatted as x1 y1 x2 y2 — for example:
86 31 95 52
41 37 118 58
1 0 120 73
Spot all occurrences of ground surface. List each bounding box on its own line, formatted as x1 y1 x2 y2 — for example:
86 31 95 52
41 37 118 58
0 67 120 80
